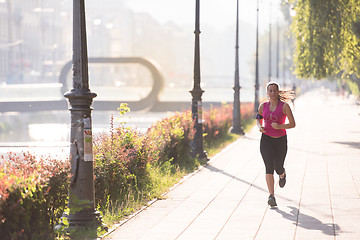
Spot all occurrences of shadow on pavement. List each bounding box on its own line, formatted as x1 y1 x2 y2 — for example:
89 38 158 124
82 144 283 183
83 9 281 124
205 164 294 204
333 141 360 149
205 164 267 194
275 206 340 236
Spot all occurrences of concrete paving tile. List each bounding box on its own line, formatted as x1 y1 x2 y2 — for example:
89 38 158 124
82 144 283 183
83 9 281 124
266 207 299 223
295 230 335 240
336 237 360 240
216 232 255 240
138 232 179 240
255 229 296 240
333 212 360 224
216 223 260 240
106 199 184 240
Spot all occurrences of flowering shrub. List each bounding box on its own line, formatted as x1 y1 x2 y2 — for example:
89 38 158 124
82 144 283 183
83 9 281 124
0 152 70 240
240 102 255 121
202 102 254 146
0 102 255 239
93 127 149 209
93 111 194 210
145 111 194 166
203 104 232 144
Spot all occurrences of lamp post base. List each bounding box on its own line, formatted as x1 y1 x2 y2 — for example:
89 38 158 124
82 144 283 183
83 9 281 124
55 211 108 236
230 126 244 135
191 150 209 160
67 210 102 227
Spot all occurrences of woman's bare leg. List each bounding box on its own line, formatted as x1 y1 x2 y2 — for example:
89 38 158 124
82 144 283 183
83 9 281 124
266 174 275 195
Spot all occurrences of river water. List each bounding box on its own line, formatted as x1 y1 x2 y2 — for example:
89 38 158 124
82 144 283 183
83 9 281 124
0 85 258 157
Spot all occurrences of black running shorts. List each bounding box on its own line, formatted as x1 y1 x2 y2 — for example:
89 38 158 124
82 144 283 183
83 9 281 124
260 133 287 175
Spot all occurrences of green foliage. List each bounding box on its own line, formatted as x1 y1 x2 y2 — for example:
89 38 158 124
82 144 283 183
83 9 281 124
0 153 70 240
145 111 194 166
93 110 195 215
116 103 131 127
203 102 254 146
344 76 360 96
290 0 360 95
93 127 150 210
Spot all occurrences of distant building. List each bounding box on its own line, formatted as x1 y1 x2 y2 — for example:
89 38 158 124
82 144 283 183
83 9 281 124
0 0 240 89
0 0 71 84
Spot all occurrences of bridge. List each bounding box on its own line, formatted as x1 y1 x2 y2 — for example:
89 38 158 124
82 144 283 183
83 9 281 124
0 57 164 112
0 57 240 113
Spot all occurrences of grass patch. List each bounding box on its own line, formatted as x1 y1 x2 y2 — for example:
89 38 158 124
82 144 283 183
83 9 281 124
204 132 241 157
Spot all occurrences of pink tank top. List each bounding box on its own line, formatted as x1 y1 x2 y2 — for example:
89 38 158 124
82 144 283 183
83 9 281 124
263 101 286 137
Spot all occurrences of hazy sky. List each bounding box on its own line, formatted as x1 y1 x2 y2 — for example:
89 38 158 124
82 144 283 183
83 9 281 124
124 0 284 32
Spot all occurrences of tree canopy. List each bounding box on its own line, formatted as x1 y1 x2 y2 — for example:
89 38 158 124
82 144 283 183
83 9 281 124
290 0 360 94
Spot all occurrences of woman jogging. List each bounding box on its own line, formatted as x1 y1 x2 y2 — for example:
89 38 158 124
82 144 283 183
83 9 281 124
256 82 296 207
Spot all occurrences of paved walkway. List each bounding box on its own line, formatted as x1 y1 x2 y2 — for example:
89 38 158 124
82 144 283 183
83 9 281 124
104 88 360 240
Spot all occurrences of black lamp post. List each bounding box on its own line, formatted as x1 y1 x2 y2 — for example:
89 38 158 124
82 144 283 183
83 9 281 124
268 1 272 83
63 0 101 229
190 0 207 159
276 21 280 82
231 0 244 135
254 0 260 113
283 31 287 88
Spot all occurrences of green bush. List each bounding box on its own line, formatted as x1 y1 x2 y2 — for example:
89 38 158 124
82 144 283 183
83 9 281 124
144 111 193 166
0 153 70 240
93 127 149 210
93 111 194 213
